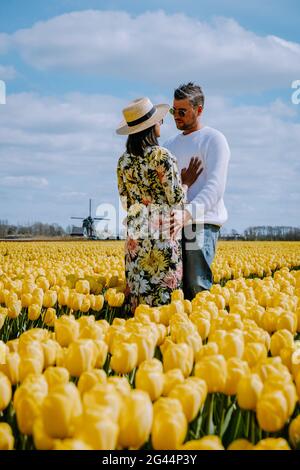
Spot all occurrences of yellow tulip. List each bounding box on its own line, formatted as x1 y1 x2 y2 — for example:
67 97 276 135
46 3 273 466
110 342 138 375
53 438 92 450
118 390 153 449
180 435 224 450
0 352 20 385
92 339 108 368
276 312 297 334
21 292 32 308
65 339 96 377
42 339 59 368
194 354 227 393
33 418 55 450
74 406 117 450
162 369 185 396
169 378 207 422
0 423 14 450
55 315 79 347
152 397 187 450
42 382 83 438
270 329 294 357
129 332 156 365
289 415 300 449
236 373 263 410
190 313 211 340
43 366 70 390
253 438 290 450
107 376 131 397
7 300 22 319
219 331 244 359
256 390 288 432
58 287 70 306
171 289 184 302
0 371 12 411
78 369 107 396
162 341 194 378
43 290 57 308
15 394 41 435
243 342 267 368
135 359 164 401
43 307 57 327
223 358 250 396
227 439 253 450
14 374 48 410
75 279 90 295
83 383 122 423
19 357 44 382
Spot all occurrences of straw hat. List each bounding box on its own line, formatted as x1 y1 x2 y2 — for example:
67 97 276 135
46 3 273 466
116 97 169 135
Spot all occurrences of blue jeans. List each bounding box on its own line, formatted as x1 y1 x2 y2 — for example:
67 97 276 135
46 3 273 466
181 223 220 300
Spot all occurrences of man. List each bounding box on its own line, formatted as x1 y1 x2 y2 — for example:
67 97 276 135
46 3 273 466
163 82 230 300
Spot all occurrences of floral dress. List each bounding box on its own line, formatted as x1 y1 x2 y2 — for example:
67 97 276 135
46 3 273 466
117 145 186 312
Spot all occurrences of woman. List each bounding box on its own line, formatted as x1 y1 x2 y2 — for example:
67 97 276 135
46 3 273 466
116 97 199 312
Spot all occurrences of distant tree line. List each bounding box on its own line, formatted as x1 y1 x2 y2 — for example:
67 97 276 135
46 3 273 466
0 220 299 241
220 226 300 241
0 220 66 238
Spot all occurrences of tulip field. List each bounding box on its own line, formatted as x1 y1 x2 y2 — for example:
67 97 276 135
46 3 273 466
1 240 300 450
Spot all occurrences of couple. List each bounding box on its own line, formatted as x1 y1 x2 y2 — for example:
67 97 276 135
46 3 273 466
117 82 230 312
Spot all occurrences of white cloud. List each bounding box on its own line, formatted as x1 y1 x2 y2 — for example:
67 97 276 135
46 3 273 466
0 64 16 80
1 176 49 188
0 90 299 231
2 10 299 93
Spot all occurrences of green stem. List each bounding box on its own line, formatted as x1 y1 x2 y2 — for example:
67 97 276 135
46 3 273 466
207 394 215 435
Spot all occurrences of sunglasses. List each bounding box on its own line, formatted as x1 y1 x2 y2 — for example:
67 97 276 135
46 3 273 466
169 108 188 117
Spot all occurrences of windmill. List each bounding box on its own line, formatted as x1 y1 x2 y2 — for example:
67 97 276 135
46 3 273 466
70 199 109 239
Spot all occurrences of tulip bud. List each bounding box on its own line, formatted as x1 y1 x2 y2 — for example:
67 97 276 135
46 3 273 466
180 435 224 450
0 423 14 450
162 341 194 378
43 290 57 308
43 366 70 390
43 308 57 327
55 315 79 347
65 339 96 377
0 371 12 411
83 383 122 423
223 358 250 396
77 369 107 396
28 303 42 321
33 418 55 450
135 359 164 401
42 383 82 439
110 342 138 375
270 329 294 357
227 439 253 450
107 376 131 397
169 378 207 422
194 354 227 393
256 390 289 432
118 390 153 449
162 369 185 396
253 438 290 450
152 397 187 450
237 373 263 410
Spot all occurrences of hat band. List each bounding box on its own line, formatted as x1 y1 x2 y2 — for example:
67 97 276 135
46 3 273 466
127 106 156 127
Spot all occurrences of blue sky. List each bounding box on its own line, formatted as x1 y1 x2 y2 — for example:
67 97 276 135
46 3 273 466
0 0 299 233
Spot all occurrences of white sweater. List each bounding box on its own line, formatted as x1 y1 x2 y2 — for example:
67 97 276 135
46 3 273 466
163 126 230 227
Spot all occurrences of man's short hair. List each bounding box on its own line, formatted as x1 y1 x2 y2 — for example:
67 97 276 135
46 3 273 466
174 82 205 108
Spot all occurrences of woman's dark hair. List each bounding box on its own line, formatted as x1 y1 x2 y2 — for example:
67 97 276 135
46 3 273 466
126 125 158 156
